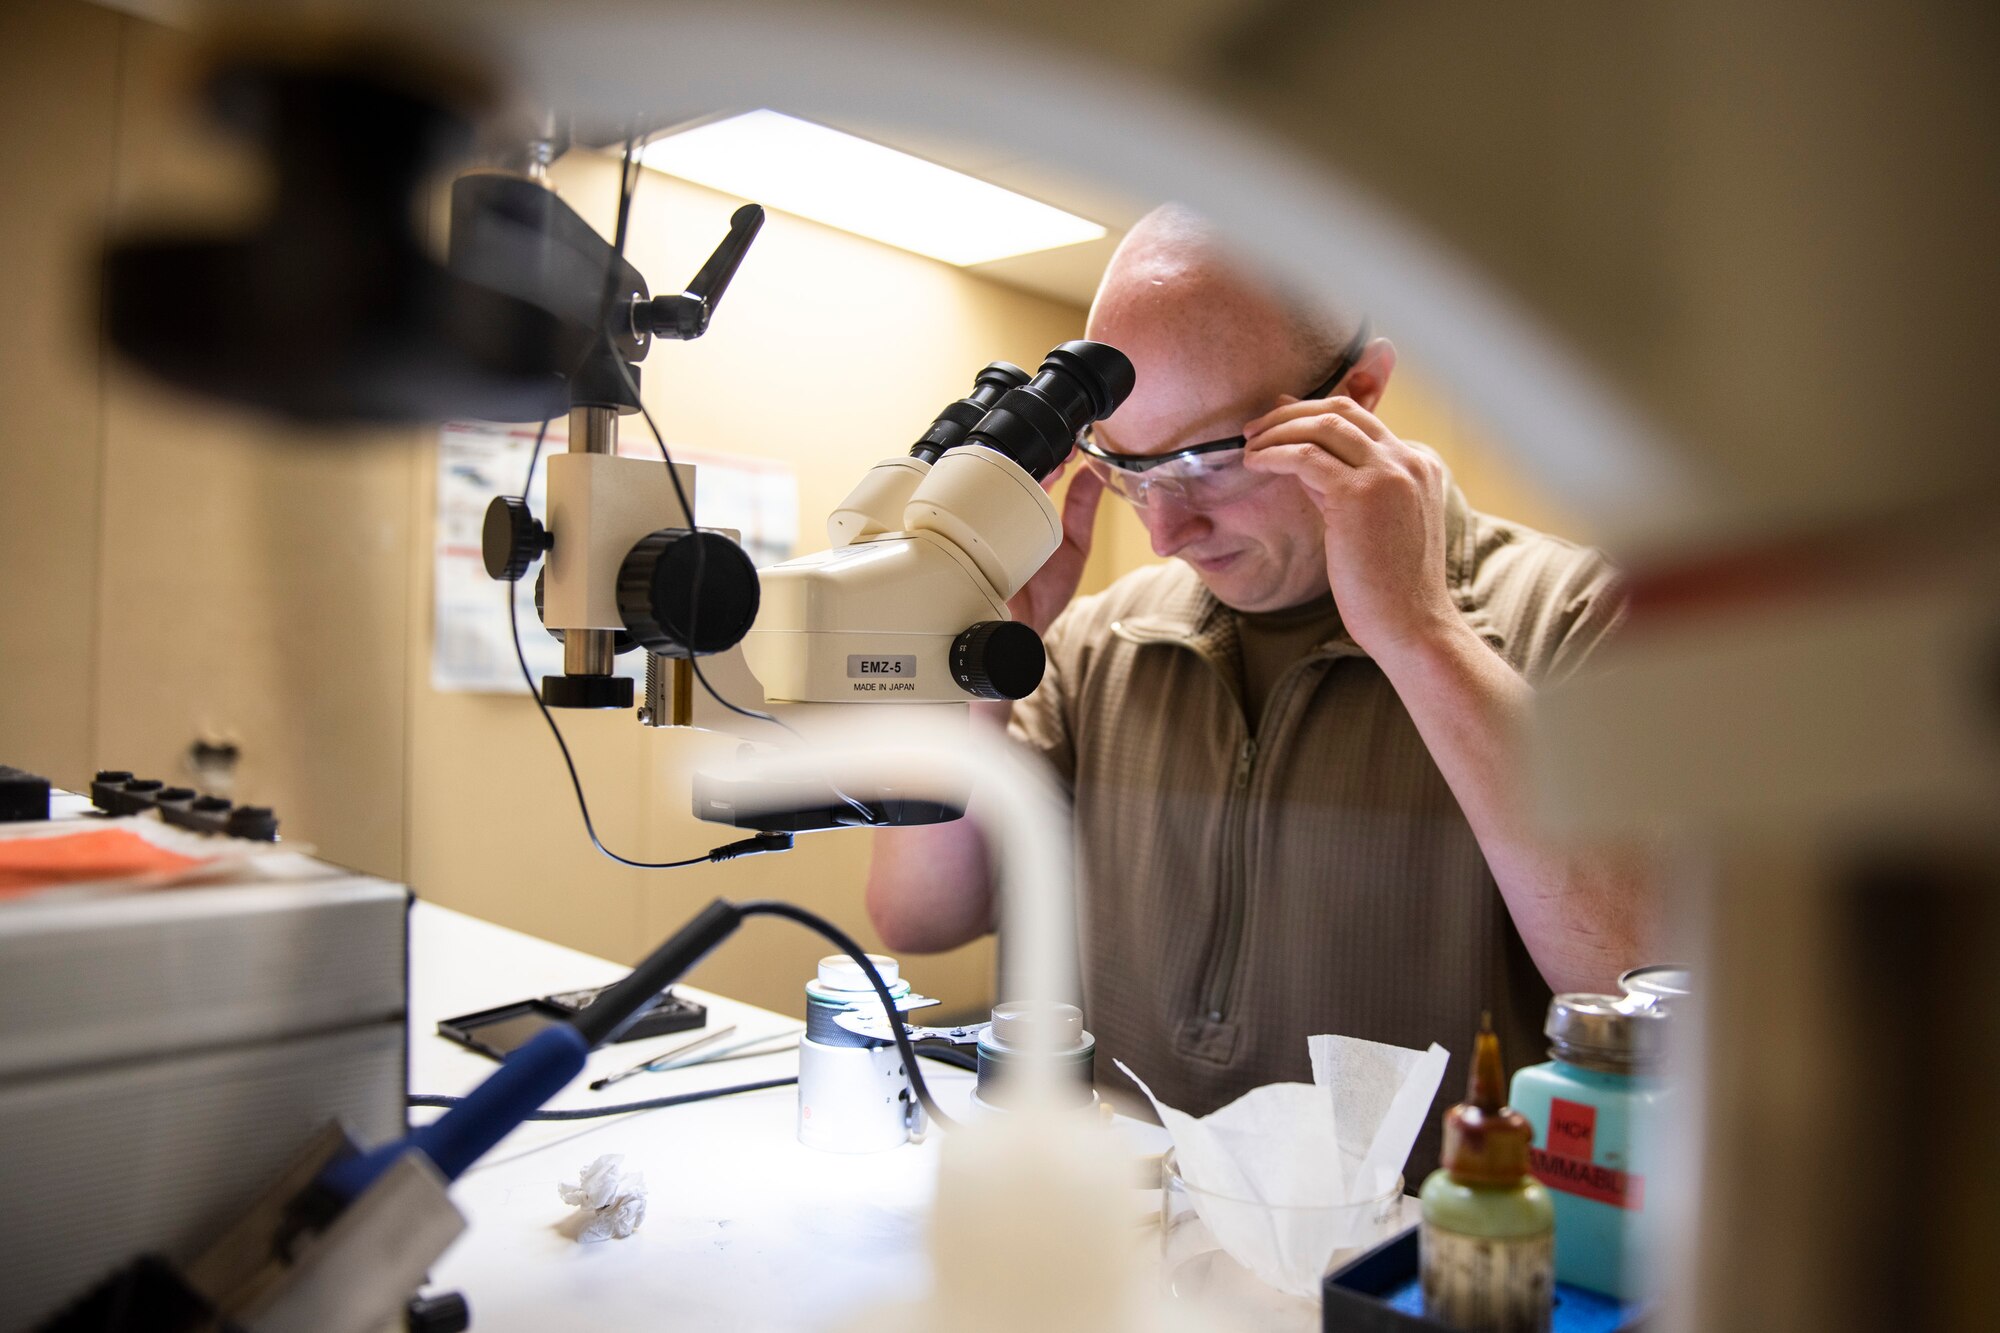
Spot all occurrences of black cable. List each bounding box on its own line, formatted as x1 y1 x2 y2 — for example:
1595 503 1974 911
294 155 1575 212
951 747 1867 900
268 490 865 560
409 1054 973 1121
509 420 794 871
737 898 960 1132
609 134 639 260
915 1044 979 1072
409 1075 796 1121
601 140 879 826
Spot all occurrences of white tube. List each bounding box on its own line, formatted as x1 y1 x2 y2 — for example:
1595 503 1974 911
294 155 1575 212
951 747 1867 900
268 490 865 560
704 709 1075 1107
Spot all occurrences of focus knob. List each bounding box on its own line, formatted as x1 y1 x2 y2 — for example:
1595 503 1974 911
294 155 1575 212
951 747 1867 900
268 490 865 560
483 496 551 582
617 529 761 657
950 621 1045 700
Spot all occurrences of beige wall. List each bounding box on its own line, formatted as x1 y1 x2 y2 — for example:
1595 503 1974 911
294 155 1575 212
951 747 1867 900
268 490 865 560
1 0 1579 1024
0 0 119 788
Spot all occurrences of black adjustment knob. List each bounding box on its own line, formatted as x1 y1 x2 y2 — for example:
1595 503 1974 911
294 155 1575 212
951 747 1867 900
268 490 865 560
225 805 279 841
950 621 1046 700
617 529 762 658
406 1291 471 1333
483 496 551 582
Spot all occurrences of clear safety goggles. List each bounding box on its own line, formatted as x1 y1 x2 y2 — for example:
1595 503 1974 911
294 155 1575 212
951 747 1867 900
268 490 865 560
1075 319 1370 511
1077 437 1267 509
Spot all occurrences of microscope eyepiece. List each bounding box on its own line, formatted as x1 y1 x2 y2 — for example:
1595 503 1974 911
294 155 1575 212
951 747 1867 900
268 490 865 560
1040 340 1137 419
909 361 1030 466
960 340 1136 481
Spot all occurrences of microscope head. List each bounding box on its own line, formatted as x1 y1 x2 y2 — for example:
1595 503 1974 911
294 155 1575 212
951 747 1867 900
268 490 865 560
740 341 1134 709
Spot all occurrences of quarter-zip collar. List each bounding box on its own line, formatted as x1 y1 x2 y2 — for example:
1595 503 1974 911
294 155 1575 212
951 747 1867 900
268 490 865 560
1111 479 1494 663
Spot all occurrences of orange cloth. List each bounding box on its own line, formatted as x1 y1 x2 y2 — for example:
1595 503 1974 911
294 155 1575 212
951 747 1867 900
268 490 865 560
0 827 208 898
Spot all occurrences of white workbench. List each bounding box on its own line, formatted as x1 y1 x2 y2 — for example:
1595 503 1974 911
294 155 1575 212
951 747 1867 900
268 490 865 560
411 900 1158 1331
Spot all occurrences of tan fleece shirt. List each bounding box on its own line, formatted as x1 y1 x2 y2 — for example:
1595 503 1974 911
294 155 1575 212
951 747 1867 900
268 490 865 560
1008 484 1624 1182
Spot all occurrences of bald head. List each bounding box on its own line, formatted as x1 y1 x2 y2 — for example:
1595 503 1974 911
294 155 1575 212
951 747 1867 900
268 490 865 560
1077 205 1386 613
1085 205 1361 452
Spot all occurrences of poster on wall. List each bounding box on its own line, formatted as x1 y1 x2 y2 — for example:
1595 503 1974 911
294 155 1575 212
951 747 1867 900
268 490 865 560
431 420 799 694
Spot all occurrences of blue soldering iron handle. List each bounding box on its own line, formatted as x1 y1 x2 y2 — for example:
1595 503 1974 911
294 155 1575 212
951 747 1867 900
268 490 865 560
406 1023 591 1181
319 1023 588 1201
317 898 747 1202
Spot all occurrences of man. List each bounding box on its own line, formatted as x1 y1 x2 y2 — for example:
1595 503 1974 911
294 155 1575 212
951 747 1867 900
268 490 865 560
868 206 1654 1178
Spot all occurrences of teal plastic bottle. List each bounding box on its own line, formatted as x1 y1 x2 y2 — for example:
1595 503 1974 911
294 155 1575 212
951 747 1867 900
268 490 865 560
1508 993 1673 1302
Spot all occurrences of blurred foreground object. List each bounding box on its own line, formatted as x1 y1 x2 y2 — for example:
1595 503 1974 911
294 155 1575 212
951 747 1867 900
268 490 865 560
101 35 574 423
0 793 406 1330
1538 527 2000 1332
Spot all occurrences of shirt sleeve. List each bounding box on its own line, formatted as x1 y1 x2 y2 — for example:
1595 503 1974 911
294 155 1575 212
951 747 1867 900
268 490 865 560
1004 604 1081 793
1539 553 1628 686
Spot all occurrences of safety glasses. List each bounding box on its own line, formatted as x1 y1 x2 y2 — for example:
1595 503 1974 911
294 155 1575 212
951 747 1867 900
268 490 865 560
1077 319 1370 510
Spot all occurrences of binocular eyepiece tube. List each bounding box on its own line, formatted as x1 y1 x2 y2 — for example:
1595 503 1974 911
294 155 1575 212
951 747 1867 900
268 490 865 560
910 340 1135 480
909 362 1029 465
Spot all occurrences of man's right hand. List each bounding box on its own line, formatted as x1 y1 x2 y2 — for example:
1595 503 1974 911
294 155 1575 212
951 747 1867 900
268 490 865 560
1008 461 1104 635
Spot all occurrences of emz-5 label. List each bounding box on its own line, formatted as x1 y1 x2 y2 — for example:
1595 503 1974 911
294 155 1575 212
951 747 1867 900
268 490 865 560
847 654 918 692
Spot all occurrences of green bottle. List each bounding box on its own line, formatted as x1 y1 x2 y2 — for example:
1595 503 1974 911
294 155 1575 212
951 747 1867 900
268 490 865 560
1419 1015 1556 1333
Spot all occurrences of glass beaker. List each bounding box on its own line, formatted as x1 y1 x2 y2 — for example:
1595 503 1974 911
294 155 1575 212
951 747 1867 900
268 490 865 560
1159 1148 1406 1329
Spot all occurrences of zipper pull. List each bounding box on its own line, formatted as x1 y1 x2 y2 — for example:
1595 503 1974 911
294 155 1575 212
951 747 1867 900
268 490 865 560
1232 738 1257 789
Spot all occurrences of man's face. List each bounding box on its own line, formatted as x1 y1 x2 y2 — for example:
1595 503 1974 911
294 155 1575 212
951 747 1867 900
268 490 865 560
1081 329 1334 613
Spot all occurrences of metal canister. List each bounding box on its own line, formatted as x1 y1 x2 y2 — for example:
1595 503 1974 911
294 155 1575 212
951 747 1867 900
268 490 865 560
797 954 919 1153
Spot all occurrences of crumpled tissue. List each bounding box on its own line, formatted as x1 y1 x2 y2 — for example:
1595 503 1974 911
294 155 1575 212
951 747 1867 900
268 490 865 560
1124 1032 1449 1299
556 1153 647 1242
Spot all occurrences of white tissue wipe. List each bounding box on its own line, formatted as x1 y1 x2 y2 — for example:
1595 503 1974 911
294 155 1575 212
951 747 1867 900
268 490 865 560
576 1187 647 1242
1307 1034 1450 1200
558 1154 649 1242
558 1153 629 1210
1120 1034 1449 1301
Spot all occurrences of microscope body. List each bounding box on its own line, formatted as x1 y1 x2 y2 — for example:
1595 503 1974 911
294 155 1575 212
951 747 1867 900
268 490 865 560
745 342 1131 708
744 445 1061 704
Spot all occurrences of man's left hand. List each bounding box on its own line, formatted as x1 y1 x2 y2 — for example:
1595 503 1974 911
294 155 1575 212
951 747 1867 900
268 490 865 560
1241 395 1460 662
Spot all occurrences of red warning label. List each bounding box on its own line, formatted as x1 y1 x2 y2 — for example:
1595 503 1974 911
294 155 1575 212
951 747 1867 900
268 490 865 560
1532 1098 1643 1209
1546 1098 1596 1161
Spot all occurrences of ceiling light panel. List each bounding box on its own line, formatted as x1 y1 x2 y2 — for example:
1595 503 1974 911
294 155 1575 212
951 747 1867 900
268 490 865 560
641 110 1107 266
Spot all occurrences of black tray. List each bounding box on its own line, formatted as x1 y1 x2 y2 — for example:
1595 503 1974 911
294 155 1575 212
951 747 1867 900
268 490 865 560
1323 1227 1650 1333
438 986 706 1061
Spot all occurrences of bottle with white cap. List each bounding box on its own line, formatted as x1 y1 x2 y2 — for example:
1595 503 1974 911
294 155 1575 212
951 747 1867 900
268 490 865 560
972 1000 1097 1112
